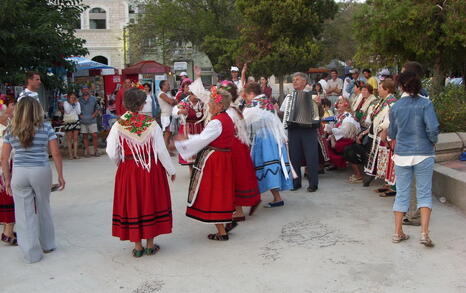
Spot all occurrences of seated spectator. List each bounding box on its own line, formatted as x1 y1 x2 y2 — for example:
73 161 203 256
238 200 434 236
349 80 364 105
320 97 334 119
351 84 378 129
325 98 360 180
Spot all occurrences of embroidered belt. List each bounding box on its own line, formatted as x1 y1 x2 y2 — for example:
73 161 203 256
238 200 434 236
206 146 230 152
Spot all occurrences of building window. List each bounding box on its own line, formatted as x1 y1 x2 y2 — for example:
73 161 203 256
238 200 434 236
89 7 107 29
92 56 108 65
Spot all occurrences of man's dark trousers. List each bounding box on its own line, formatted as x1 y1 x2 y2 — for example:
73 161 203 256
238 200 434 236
288 126 319 188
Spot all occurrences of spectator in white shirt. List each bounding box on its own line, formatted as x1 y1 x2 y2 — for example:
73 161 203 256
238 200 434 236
63 92 81 159
18 72 41 101
318 72 330 95
326 70 343 109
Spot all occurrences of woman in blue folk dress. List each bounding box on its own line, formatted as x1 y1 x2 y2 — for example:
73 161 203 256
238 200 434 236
243 82 293 208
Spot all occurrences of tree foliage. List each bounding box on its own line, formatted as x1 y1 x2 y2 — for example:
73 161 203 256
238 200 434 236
320 1 361 65
353 0 466 93
130 0 338 88
128 0 238 66
234 0 338 97
0 0 88 87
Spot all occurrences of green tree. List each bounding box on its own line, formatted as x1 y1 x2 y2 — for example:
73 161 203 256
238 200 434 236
128 0 238 66
320 1 362 64
0 0 88 88
353 0 466 94
234 0 338 99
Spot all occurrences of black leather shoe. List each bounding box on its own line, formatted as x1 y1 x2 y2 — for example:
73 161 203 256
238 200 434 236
291 185 302 191
307 186 318 192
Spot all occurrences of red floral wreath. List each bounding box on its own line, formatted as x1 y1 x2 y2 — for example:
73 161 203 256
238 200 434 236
210 86 223 104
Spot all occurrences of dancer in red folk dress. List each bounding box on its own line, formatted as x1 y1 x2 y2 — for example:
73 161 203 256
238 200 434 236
172 92 204 172
0 97 16 246
106 88 176 258
218 80 261 231
175 87 235 241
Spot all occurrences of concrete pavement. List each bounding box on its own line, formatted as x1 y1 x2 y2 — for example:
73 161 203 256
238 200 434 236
1 155 466 293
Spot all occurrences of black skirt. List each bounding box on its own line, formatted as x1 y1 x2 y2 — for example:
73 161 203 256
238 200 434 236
63 121 81 132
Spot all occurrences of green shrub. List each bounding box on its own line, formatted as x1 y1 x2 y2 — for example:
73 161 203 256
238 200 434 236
431 85 466 132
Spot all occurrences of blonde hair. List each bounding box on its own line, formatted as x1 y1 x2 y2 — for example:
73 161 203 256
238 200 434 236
11 96 44 148
336 97 352 112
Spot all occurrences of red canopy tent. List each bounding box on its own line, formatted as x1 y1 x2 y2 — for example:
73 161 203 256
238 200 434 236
122 60 171 78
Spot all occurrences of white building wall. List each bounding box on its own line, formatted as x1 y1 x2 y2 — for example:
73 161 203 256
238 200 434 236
75 0 131 70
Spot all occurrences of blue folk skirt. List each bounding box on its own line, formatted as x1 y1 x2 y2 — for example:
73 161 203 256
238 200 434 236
251 131 293 193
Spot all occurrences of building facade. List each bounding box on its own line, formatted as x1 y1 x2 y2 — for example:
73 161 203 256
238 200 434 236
75 1 216 85
75 0 142 70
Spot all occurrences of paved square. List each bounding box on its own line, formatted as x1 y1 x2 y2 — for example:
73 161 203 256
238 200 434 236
2 156 466 293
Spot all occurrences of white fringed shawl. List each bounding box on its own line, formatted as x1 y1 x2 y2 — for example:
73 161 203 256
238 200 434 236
226 107 250 146
243 95 293 179
106 112 158 172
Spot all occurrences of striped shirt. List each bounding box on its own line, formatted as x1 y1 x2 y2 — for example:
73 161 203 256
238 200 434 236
4 123 57 167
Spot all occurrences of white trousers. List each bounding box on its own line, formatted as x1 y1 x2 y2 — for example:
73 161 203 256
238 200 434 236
12 165 55 263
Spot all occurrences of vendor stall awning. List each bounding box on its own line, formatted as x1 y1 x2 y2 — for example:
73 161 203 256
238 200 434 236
66 57 115 71
122 60 170 75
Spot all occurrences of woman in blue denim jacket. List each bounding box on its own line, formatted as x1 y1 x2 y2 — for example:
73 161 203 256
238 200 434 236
388 71 439 247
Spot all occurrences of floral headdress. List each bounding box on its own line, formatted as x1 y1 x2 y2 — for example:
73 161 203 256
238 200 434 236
219 80 234 92
210 86 223 104
132 82 145 90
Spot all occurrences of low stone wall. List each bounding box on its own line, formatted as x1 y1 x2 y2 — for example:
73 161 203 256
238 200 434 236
435 132 465 162
433 164 466 213
433 132 466 212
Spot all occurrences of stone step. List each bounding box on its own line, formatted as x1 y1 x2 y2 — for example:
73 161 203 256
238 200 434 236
433 161 466 213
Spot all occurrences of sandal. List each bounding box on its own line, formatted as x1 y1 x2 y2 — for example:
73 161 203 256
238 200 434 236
402 218 421 226
1 233 17 246
348 176 363 184
420 233 434 247
207 233 229 241
132 248 145 258
374 187 390 193
225 221 238 233
145 244 161 255
380 191 396 197
232 216 245 222
392 233 409 243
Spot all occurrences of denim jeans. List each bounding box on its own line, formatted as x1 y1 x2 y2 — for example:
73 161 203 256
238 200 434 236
393 157 435 213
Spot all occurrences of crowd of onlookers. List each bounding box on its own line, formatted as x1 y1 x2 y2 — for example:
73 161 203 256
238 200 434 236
285 61 439 246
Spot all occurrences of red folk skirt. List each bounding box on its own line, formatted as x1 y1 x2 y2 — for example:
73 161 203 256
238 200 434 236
186 151 235 223
327 138 354 169
231 138 261 206
0 188 14 224
178 121 204 165
112 158 172 242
